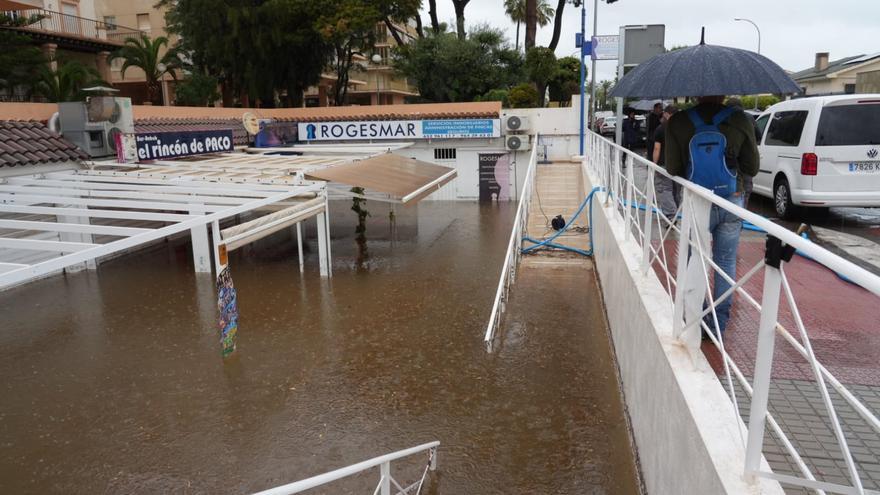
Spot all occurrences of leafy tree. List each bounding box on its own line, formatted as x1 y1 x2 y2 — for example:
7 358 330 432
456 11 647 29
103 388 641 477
162 0 331 107
548 55 580 103
479 88 509 106
738 95 779 110
174 71 220 106
525 46 556 105
597 79 613 110
317 0 420 105
394 26 523 103
109 34 183 105
0 13 46 100
33 60 107 102
508 83 540 108
504 0 553 50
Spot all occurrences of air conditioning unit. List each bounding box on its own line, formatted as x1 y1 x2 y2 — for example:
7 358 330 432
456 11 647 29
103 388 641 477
59 97 134 158
505 135 530 151
504 115 530 133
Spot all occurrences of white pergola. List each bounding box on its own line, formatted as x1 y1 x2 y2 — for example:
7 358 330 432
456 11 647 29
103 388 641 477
0 170 330 290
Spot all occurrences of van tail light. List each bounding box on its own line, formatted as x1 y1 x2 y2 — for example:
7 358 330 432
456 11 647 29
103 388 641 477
801 153 818 175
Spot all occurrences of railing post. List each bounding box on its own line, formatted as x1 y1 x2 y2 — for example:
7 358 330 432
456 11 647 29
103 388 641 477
672 190 711 350
379 461 391 495
641 167 655 274
744 260 783 479
624 156 634 241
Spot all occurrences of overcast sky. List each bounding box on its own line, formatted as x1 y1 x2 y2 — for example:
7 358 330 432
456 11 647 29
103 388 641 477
424 0 878 82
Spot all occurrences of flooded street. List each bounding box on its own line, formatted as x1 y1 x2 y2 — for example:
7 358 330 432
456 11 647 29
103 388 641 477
0 201 640 494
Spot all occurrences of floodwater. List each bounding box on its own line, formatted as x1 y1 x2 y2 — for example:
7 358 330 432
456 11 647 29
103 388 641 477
0 201 640 494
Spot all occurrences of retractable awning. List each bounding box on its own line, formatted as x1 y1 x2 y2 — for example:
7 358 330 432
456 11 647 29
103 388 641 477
305 154 456 204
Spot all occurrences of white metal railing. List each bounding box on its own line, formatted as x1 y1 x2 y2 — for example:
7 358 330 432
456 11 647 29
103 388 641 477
484 135 539 349
252 441 439 495
584 129 880 495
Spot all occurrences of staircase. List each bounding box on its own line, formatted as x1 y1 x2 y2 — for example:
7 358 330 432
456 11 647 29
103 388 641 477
523 161 591 260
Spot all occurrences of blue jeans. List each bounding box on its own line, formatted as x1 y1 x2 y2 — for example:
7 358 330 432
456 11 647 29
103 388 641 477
706 195 743 334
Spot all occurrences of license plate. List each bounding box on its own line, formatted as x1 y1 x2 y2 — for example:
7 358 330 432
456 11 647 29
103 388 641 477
848 161 880 173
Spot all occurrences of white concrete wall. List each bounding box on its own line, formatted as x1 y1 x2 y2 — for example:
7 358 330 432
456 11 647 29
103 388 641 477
582 164 785 495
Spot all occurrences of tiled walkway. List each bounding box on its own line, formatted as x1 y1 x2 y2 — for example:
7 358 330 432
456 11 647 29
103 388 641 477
670 234 880 492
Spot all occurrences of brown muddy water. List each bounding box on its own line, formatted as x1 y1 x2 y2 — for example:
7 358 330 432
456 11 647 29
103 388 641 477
0 201 640 494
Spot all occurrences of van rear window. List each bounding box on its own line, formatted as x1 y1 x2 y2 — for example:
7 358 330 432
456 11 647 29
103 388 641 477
816 104 880 146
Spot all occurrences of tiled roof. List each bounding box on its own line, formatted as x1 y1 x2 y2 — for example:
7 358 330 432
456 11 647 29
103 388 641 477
135 118 250 146
0 120 88 168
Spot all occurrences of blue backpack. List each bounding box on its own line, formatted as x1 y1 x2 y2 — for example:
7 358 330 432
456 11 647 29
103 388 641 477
686 107 737 197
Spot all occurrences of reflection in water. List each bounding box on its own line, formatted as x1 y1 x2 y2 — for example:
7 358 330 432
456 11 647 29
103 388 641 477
0 201 639 494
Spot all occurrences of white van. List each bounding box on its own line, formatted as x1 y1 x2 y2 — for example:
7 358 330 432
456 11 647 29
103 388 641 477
753 95 880 219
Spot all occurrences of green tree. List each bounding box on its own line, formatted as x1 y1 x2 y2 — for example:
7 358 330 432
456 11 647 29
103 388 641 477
109 34 183 105
33 60 107 102
162 0 331 107
525 46 556 105
317 0 420 105
174 71 220 106
547 0 580 51
508 83 540 108
479 88 509 107
548 55 580 103
394 26 523 102
451 0 471 40
0 13 47 100
504 0 553 50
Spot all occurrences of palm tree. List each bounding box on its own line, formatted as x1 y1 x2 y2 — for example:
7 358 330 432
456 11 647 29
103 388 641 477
33 60 106 102
504 0 553 51
109 34 183 105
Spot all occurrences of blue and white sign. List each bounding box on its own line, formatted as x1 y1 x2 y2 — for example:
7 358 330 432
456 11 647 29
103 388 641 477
298 119 501 141
591 35 619 61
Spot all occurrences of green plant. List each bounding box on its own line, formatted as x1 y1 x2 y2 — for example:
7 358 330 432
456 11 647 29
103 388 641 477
524 46 556 105
350 186 370 264
508 83 540 108
503 0 553 49
739 95 780 110
174 71 220 106
33 60 107 102
109 34 183 104
479 88 509 106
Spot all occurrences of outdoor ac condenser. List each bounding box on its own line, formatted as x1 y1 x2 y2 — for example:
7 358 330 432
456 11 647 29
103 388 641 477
505 135 531 151
59 97 134 158
504 115 530 133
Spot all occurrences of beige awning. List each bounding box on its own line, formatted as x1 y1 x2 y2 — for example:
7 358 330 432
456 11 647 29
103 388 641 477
305 154 457 204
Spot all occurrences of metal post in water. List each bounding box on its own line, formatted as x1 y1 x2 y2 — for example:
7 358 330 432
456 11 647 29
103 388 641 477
296 222 304 274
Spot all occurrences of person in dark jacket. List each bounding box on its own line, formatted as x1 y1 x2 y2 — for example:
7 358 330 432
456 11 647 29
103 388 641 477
645 102 663 159
665 95 759 337
622 108 640 151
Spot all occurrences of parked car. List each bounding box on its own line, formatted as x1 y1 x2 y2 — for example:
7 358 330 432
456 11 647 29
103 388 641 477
753 95 880 219
600 116 617 136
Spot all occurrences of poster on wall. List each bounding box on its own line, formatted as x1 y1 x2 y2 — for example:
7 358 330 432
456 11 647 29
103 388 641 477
217 265 238 358
478 153 511 202
298 119 501 141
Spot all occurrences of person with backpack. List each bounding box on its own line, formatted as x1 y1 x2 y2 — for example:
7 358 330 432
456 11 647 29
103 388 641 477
665 95 759 337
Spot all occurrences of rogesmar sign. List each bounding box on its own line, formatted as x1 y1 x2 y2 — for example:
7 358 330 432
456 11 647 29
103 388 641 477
298 119 500 141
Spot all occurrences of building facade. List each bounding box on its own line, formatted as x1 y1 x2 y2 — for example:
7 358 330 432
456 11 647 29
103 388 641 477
793 52 880 96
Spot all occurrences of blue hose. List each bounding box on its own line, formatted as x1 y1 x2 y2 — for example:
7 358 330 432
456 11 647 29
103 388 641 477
521 187 602 257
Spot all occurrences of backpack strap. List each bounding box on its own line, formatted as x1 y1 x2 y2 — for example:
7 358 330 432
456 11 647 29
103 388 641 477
687 106 737 131
711 106 737 127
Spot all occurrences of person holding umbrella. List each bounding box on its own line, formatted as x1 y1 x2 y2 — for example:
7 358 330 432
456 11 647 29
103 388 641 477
665 95 758 337
609 28 800 341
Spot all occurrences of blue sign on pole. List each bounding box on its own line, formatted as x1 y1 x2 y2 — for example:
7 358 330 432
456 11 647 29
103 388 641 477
575 32 583 48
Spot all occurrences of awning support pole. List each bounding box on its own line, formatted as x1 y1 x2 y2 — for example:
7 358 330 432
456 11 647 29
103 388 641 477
296 222 304 274
190 204 211 273
316 208 329 278
324 193 332 278
211 220 222 274
57 204 96 271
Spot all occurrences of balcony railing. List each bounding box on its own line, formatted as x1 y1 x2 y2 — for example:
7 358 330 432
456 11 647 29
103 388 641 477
2 8 144 45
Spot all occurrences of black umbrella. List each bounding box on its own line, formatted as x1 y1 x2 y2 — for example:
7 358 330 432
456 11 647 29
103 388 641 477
610 30 800 98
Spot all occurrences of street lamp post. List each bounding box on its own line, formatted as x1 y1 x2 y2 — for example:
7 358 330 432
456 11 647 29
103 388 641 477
371 53 382 106
734 17 761 111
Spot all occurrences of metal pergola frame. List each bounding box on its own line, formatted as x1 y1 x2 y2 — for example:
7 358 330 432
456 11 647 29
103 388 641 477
0 169 329 289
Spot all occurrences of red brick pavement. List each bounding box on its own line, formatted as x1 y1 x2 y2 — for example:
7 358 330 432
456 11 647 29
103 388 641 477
653 238 880 386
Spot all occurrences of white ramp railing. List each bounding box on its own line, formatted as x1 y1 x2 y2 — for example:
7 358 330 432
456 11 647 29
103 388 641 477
584 129 880 495
252 441 439 495
484 135 539 350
